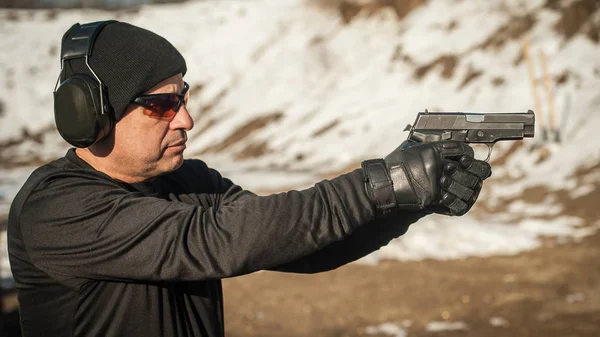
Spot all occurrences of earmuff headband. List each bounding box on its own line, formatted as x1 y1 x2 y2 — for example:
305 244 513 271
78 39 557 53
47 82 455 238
54 20 118 96
60 20 118 62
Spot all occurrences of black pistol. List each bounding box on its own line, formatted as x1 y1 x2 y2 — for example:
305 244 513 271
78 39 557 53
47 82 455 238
404 110 536 161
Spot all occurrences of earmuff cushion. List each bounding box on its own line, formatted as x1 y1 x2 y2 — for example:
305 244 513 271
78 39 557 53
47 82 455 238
54 76 106 148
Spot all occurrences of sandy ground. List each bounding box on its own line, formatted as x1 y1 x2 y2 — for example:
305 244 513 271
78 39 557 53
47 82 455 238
222 230 600 337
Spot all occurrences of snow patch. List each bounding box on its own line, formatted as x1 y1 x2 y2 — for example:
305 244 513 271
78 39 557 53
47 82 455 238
425 321 468 332
365 322 411 337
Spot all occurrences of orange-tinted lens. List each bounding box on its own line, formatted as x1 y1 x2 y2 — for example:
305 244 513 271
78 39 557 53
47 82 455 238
134 82 189 119
140 95 180 118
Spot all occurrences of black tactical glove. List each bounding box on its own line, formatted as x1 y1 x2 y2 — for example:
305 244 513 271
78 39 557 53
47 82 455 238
362 140 491 216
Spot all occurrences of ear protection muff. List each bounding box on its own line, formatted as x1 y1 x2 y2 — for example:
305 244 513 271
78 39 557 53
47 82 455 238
53 20 117 148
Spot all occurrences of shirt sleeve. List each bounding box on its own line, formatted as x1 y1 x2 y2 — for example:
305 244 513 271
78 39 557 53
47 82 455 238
19 168 377 285
270 210 429 274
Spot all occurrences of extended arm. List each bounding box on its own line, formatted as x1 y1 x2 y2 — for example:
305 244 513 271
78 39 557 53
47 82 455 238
18 168 376 286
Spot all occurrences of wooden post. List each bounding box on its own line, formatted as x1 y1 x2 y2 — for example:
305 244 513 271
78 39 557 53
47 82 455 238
539 50 560 142
522 37 546 141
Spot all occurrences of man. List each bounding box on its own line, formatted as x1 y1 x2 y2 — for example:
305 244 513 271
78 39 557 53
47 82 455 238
8 21 491 337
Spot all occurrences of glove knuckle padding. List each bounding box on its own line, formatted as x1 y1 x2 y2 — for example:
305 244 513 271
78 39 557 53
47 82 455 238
449 168 480 188
447 195 469 215
441 177 475 201
439 191 469 215
467 160 492 180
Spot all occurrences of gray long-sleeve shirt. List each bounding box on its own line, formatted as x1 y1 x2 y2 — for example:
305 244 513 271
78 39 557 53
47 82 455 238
8 149 425 337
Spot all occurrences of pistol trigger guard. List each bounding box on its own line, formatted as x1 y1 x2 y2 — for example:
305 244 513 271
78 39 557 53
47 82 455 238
484 143 493 162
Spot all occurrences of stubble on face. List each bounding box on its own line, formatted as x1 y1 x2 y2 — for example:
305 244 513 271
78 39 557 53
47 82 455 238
114 111 185 179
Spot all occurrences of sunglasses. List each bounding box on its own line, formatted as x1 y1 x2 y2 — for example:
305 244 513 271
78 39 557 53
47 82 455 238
132 82 190 119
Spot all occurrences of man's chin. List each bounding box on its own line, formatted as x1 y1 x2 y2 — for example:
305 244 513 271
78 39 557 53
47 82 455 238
171 154 185 170
159 153 185 174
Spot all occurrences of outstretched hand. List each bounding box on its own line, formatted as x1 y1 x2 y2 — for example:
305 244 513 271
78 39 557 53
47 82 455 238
363 140 491 216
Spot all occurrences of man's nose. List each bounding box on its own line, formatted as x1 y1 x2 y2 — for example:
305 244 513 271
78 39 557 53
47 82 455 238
170 105 194 131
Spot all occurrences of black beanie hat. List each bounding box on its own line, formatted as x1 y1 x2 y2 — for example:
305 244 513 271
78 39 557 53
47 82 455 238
61 21 187 121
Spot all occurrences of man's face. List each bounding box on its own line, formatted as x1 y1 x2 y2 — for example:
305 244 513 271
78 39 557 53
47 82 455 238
111 73 194 178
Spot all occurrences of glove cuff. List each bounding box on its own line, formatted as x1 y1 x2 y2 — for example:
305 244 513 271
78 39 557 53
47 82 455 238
361 159 396 216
